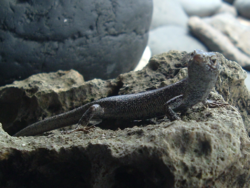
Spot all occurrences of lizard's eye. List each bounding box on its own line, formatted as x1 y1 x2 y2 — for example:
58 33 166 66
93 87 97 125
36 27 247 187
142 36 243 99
211 59 216 64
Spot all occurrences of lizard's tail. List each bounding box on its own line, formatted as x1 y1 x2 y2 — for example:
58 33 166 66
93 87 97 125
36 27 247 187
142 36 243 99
13 104 90 136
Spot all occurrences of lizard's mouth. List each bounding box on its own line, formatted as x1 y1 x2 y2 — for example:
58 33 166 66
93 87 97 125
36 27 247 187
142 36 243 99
193 54 203 63
193 54 218 70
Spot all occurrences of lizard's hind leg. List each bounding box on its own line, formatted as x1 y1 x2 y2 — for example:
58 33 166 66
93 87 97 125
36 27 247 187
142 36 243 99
65 104 105 134
78 104 104 126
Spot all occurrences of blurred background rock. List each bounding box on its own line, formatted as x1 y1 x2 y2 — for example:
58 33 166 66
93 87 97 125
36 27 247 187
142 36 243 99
140 0 250 90
0 0 153 85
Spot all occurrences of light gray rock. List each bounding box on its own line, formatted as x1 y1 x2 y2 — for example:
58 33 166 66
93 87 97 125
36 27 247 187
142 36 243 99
0 0 153 86
134 46 151 71
215 1 237 16
1 51 250 187
189 16 250 67
148 26 207 56
180 0 222 17
238 16 250 27
204 13 250 57
234 0 250 19
244 71 250 91
150 0 188 30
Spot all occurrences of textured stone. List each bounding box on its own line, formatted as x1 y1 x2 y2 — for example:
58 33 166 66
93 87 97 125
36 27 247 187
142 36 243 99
0 69 118 134
148 26 207 56
188 16 250 68
0 0 153 86
1 50 250 133
234 0 250 19
180 0 222 17
1 51 250 187
150 0 188 30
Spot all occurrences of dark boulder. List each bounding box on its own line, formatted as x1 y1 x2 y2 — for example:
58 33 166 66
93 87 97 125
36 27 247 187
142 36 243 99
0 0 153 85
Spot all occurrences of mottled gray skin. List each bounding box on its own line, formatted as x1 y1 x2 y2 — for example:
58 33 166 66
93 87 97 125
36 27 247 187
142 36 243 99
169 50 220 113
14 50 220 136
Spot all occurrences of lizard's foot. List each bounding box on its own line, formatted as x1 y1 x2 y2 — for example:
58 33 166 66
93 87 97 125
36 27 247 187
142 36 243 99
60 124 79 135
61 104 104 135
164 95 183 121
165 106 181 121
204 99 229 108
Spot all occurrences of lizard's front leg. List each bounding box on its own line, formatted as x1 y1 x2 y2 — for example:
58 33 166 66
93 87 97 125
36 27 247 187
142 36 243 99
164 95 183 121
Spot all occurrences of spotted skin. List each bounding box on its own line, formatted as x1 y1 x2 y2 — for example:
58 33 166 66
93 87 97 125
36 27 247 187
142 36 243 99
14 50 220 136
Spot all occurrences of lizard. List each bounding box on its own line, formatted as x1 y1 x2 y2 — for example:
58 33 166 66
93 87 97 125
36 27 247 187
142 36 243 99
14 49 220 136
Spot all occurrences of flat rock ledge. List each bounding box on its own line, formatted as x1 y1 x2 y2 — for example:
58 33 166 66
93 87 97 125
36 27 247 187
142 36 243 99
0 51 250 187
1 106 250 188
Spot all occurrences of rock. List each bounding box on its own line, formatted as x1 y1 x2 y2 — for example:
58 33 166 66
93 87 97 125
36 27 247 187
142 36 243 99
0 0 153 86
1 108 250 187
180 0 222 17
0 69 118 134
238 16 250 27
215 1 237 16
2 50 250 133
223 0 235 4
148 26 207 56
134 46 151 71
1 51 250 187
234 0 250 19
244 71 250 91
188 16 250 68
212 52 250 133
150 0 188 30
204 13 250 57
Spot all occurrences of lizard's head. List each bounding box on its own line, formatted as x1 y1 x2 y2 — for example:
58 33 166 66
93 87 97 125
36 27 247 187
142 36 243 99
189 49 219 71
187 49 220 82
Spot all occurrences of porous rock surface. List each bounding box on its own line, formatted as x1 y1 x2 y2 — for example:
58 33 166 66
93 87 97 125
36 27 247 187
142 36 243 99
1 51 250 187
0 0 152 86
0 69 118 135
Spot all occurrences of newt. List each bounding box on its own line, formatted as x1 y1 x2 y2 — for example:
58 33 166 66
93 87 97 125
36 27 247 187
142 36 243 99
14 50 220 136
